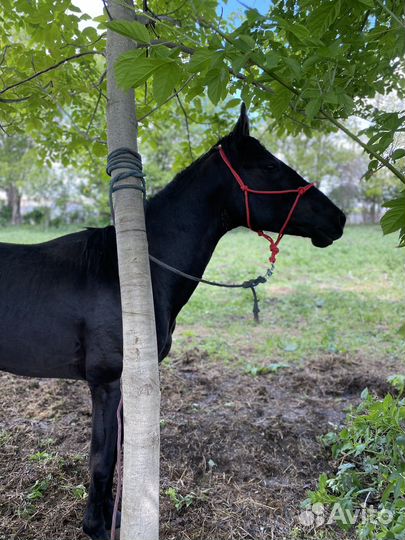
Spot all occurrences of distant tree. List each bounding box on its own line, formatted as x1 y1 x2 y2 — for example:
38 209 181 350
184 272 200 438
0 135 37 224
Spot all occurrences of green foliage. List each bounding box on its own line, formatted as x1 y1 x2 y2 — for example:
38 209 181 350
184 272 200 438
380 192 405 247
105 20 151 44
1 0 405 243
72 484 88 500
244 363 288 376
305 377 405 539
165 487 200 511
29 451 54 463
0 203 12 226
27 475 52 501
0 0 106 168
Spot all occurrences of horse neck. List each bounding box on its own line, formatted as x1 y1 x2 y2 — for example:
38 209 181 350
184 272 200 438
146 152 232 317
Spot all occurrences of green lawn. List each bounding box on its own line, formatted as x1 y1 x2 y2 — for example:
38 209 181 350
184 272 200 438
1 224 403 369
176 225 404 368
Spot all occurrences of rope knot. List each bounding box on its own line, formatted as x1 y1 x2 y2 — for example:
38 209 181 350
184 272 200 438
298 183 314 196
269 244 279 264
241 276 267 289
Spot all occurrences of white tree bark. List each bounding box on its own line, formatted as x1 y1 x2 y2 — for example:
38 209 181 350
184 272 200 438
106 2 160 539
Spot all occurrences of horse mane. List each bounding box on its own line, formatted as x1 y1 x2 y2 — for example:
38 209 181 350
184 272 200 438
147 134 230 207
55 133 235 275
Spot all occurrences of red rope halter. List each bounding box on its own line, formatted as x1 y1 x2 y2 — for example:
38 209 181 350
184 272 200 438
218 145 314 264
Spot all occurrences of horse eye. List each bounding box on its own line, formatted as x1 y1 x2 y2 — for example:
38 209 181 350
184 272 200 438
266 164 275 170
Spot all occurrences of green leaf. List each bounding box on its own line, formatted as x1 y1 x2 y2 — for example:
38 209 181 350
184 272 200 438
92 142 106 157
284 57 301 78
307 1 342 35
186 82 205 102
391 148 405 161
264 52 281 70
360 388 369 400
380 194 405 235
230 52 251 73
305 97 322 119
188 48 223 74
235 34 256 52
279 19 311 42
270 84 293 119
115 52 166 90
205 68 229 105
225 98 241 108
153 63 182 105
341 94 355 114
105 20 150 44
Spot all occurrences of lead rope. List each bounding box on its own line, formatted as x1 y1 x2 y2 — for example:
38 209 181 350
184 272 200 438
107 146 315 539
106 147 274 540
107 147 274 323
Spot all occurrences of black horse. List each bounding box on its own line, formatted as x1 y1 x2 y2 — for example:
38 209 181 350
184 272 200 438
0 106 345 539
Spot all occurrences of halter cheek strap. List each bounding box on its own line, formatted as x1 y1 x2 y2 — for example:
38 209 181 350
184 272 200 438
218 145 314 264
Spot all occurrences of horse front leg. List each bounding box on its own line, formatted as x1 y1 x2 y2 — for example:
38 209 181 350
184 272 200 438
83 380 121 540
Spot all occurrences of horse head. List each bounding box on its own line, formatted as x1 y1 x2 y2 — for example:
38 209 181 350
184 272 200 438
218 104 346 249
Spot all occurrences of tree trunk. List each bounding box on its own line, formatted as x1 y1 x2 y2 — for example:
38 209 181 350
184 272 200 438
106 2 160 540
6 184 22 225
370 201 377 224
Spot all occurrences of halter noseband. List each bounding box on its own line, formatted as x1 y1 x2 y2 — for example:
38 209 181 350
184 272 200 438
218 144 314 264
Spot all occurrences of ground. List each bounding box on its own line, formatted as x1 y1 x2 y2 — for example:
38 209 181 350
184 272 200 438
0 225 403 539
0 351 399 540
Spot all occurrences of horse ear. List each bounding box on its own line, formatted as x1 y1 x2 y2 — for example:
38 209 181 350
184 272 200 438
232 102 250 139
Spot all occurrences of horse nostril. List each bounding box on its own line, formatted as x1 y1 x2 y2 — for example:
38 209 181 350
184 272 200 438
339 212 346 228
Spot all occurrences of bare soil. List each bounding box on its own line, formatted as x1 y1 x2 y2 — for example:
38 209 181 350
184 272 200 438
0 351 399 540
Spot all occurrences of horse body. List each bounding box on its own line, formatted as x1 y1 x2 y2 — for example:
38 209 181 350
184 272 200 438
0 150 226 383
0 229 119 380
0 107 346 540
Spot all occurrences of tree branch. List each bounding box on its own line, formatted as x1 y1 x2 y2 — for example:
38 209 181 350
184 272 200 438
138 75 194 121
86 89 103 136
134 38 194 54
124 10 405 184
199 17 405 184
175 93 194 160
0 95 31 103
102 0 113 21
0 51 104 96
375 0 405 28
320 109 405 184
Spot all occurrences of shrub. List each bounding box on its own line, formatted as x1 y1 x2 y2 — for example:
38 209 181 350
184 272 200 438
304 376 405 539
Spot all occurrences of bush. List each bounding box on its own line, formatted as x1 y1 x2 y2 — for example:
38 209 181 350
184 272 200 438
304 376 405 539
23 206 51 226
0 203 12 226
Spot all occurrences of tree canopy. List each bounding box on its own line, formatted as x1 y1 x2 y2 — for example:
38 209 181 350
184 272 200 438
0 0 404 243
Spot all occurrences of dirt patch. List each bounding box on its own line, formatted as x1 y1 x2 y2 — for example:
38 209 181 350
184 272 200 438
0 352 400 540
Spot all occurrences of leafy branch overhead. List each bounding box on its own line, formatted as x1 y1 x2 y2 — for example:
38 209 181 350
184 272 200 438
104 0 405 244
1 0 404 243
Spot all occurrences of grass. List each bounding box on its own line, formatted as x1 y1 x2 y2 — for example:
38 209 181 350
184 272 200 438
175 225 404 367
0 224 403 369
